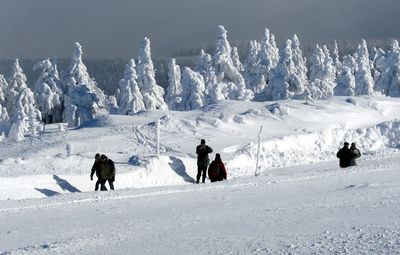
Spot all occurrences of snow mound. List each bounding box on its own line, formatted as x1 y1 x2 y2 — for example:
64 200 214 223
228 121 400 177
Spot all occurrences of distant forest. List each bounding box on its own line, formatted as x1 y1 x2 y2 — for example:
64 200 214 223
0 36 398 96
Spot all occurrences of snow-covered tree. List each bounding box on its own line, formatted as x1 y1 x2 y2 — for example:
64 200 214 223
63 42 107 127
0 103 9 135
334 66 355 96
0 74 7 106
118 59 145 115
8 87 42 142
213 25 254 101
308 45 336 99
370 47 386 90
354 40 374 95
332 40 342 70
166 59 183 110
291 34 308 88
180 67 206 110
6 59 28 115
136 37 168 110
377 40 400 97
244 40 265 94
266 40 306 100
231 47 244 72
259 28 279 78
33 59 63 123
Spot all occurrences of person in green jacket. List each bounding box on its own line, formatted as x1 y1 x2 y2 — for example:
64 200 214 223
99 154 116 191
196 139 213 183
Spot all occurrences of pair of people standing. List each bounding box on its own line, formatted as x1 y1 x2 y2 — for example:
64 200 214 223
90 153 116 191
336 142 362 168
196 139 227 183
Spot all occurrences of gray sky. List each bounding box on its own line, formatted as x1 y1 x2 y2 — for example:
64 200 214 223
0 0 399 59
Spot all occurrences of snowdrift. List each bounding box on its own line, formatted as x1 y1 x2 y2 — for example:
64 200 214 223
0 96 400 200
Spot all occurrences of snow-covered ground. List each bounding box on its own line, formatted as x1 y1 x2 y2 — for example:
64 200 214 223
1 96 400 254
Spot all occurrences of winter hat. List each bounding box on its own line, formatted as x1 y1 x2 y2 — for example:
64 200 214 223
344 142 349 147
215 153 221 161
201 139 206 145
100 154 107 161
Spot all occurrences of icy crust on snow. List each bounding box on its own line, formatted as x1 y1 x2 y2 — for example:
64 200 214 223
228 121 400 177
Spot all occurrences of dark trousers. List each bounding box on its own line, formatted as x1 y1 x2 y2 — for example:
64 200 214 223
95 178 105 191
197 165 207 183
100 179 114 191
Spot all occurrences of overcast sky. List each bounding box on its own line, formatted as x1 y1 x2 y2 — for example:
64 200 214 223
0 0 399 59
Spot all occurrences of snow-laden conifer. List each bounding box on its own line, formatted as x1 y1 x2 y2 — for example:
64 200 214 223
0 103 9 135
377 40 400 97
334 66 355 96
266 40 305 100
244 40 264 94
259 28 279 77
213 25 253 101
166 59 183 110
6 59 27 115
332 40 342 70
354 40 374 95
291 34 308 89
118 59 145 115
0 74 7 106
63 42 107 127
137 37 168 110
8 87 42 142
33 59 63 123
180 67 206 110
308 45 336 99
231 47 244 72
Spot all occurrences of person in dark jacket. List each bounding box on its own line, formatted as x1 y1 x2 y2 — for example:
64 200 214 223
196 139 213 183
90 153 104 191
208 153 227 183
99 154 116 190
349 142 361 166
336 142 354 168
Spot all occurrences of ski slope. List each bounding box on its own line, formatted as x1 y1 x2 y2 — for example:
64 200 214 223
0 96 400 254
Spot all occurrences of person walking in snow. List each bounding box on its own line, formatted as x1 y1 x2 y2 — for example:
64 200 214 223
99 154 116 190
208 153 227 183
336 142 354 168
196 139 213 183
349 142 361 166
90 153 104 191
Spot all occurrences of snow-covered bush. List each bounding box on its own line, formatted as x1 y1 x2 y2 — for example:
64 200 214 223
137 37 168 110
118 59 145 115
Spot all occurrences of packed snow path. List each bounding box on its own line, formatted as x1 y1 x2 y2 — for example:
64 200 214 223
1 153 400 254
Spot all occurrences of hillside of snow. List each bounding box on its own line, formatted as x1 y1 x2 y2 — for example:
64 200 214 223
1 96 399 200
1 96 400 254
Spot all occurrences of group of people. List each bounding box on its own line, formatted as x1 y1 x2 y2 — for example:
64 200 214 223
90 153 116 191
89 139 361 191
336 142 362 168
196 139 227 183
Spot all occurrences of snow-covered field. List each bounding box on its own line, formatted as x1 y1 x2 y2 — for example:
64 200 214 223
1 96 400 254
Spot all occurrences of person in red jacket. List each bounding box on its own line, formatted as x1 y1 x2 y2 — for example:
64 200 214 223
208 153 227 183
